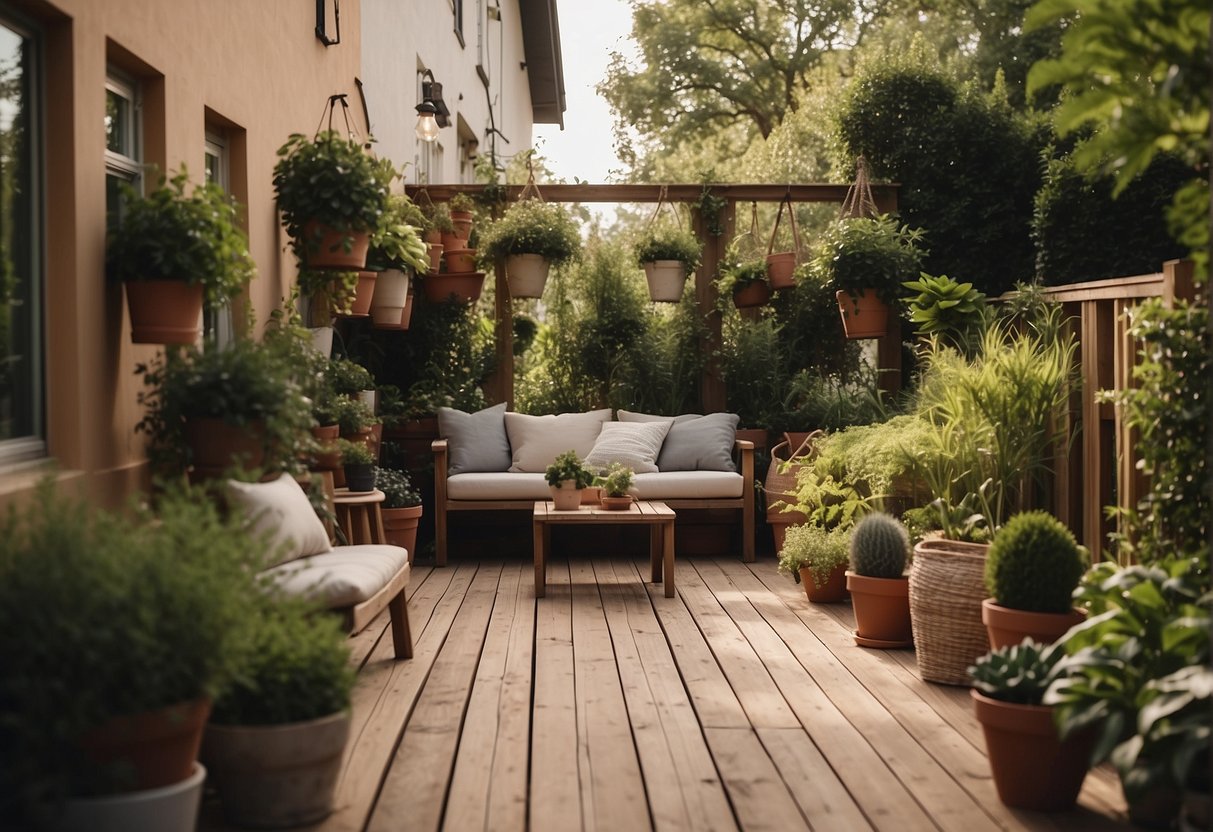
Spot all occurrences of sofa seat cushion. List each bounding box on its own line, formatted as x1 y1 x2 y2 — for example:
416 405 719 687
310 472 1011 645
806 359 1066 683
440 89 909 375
633 471 744 499
261 545 409 608
448 473 552 501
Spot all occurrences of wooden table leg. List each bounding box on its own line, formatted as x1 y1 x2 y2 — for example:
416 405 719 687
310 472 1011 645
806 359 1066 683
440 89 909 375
533 519 546 598
663 520 675 598
650 524 662 583
357 508 372 545
371 505 387 545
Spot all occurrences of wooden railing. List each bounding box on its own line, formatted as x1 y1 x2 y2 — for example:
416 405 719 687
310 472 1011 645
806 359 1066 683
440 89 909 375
1011 259 1198 557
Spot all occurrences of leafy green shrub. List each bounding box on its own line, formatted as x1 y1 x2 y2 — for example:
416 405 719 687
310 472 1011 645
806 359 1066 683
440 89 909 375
848 512 909 578
985 511 1087 613
634 226 701 271
480 198 582 265
778 523 850 588
774 369 885 435
808 215 925 304
330 396 376 436
969 639 1066 705
810 415 932 506
368 193 430 272
210 597 353 726
375 467 422 508
544 450 594 489
719 315 784 430
338 439 374 466
327 358 374 396
902 273 988 353
787 469 869 531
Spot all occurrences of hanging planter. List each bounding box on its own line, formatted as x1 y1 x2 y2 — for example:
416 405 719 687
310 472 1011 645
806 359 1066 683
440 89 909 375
633 188 701 302
422 272 485 304
835 289 890 339
728 264 771 308
505 253 551 298
764 194 802 290
715 202 772 310
641 261 687 302
300 221 371 270
124 281 205 345
370 268 410 326
336 270 377 317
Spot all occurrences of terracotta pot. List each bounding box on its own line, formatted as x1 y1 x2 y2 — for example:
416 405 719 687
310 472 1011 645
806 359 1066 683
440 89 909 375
769 514 806 554
766 252 796 290
201 711 350 828
422 272 485 304
423 227 443 245
981 599 1087 650
443 247 478 274
581 486 603 505
124 280 204 345
450 209 474 240
505 253 551 298
550 481 582 511
382 504 423 556
800 563 847 603
183 417 267 481
642 260 688 302
310 424 341 471
733 281 771 309
846 572 913 647
971 690 1095 811
600 495 634 511
80 698 212 792
835 289 889 339
426 242 444 273
441 230 468 251
301 220 370 270
337 271 376 317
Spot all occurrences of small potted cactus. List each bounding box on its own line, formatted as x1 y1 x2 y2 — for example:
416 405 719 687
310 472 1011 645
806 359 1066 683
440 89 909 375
777 523 850 603
981 511 1088 649
597 463 635 511
544 450 594 511
846 512 913 648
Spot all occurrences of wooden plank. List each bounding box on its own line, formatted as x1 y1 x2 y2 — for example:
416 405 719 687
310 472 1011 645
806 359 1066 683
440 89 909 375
569 560 653 832
318 564 471 832
595 558 738 832
443 563 534 832
408 182 900 205
1081 301 1104 557
702 727 811 832
756 727 873 832
530 560 583 830
368 563 504 832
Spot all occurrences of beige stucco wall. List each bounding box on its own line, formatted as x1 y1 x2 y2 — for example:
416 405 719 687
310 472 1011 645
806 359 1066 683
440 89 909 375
0 0 365 509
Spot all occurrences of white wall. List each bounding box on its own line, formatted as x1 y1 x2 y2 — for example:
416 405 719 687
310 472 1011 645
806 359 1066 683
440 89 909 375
361 0 536 185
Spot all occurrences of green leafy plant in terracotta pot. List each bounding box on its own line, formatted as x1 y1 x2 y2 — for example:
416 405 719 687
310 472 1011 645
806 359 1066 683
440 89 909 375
375 466 423 557
982 511 1088 649
106 168 254 344
479 198 582 298
777 523 851 603
448 191 476 241
633 226 701 302
715 258 770 309
368 194 429 329
545 450 594 511
846 511 913 648
969 639 1095 812
596 463 635 510
809 214 924 339
272 130 392 270
202 596 355 828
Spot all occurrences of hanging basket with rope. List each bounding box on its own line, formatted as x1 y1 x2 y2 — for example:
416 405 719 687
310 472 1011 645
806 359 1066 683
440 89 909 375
633 186 701 302
716 202 771 309
765 191 805 291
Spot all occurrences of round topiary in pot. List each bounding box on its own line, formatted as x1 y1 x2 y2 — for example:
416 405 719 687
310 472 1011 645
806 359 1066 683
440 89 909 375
846 512 913 647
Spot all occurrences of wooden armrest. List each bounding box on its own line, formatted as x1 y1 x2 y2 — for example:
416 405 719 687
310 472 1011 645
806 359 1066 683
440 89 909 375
432 438 448 452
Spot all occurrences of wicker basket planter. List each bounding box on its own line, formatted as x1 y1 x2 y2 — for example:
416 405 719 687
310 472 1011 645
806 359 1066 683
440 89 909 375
909 538 990 684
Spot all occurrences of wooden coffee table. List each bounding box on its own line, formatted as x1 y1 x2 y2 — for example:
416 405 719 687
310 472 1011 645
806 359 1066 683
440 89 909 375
533 500 676 598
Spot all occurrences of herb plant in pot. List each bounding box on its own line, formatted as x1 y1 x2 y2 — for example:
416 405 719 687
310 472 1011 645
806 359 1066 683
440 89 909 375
846 512 913 648
809 214 924 339
982 511 1088 649
376 466 423 559
778 523 850 603
201 596 355 828
479 198 582 298
633 226 701 302
716 259 771 309
544 450 594 511
368 194 430 330
597 463 635 510
340 439 376 492
969 640 1095 812
272 130 392 270
106 169 254 344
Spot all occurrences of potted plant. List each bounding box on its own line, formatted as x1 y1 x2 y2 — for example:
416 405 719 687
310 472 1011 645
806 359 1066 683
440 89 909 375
339 439 376 492
777 523 850 603
969 640 1095 811
272 131 392 270
479 198 581 298
300 268 361 322
448 192 476 241
597 463 635 510
368 194 430 330
633 226 701 302
0 481 260 830
982 511 1088 649
809 214 924 339
715 259 770 309
135 335 315 482
375 466 423 557
201 596 355 828
106 168 254 344
846 512 913 648
544 449 594 511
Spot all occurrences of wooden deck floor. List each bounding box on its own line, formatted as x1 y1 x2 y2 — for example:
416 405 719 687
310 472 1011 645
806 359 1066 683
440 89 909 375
205 554 1131 831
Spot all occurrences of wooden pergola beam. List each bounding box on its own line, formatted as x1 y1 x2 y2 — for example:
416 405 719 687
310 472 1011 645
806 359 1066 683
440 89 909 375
407 182 899 206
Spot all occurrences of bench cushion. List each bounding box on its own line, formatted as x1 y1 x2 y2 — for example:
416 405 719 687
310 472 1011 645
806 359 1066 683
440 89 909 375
261 545 410 608
446 471 744 501
438 402 512 474
227 473 332 569
618 410 740 472
504 409 612 472
584 419 673 474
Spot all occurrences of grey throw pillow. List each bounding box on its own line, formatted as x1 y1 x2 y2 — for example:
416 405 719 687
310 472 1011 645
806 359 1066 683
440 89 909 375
617 410 740 472
438 402 512 474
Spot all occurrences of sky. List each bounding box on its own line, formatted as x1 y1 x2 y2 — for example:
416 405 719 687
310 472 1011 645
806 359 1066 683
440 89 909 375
532 0 634 184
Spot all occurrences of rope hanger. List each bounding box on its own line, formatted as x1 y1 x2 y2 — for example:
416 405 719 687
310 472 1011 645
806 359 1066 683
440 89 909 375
644 184 685 231
314 93 361 144
839 156 878 220
517 153 545 203
767 188 802 256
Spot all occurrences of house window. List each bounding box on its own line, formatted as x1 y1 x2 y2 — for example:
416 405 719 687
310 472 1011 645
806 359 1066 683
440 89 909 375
0 14 42 461
453 0 464 46
104 71 141 228
204 129 233 345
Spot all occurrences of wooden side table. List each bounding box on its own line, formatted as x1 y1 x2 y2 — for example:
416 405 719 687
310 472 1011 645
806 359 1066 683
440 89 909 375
532 500 676 598
333 488 387 546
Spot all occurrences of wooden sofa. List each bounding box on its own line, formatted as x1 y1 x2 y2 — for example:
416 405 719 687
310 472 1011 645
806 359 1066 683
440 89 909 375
432 438 755 566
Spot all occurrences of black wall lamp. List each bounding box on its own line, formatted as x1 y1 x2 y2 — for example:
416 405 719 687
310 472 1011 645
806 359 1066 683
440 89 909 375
416 69 450 143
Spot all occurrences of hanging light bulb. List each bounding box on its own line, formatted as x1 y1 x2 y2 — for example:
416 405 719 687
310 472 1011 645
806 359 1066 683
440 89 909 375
415 100 440 143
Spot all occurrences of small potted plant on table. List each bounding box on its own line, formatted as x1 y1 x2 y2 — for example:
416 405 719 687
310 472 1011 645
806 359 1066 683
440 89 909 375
375 466 424 558
479 198 581 298
545 450 594 511
634 226 701 302
339 439 376 492
846 512 913 648
778 523 850 603
597 463 636 510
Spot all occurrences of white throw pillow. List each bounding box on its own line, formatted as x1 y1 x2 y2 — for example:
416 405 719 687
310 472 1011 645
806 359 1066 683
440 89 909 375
226 473 332 569
504 409 612 472
583 420 673 474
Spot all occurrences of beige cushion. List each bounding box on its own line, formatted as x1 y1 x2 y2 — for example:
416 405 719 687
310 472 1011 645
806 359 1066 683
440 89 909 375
583 420 673 474
618 410 739 472
504 409 612 473
261 545 409 608
448 473 552 500
227 473 332 568
632 471 744 499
